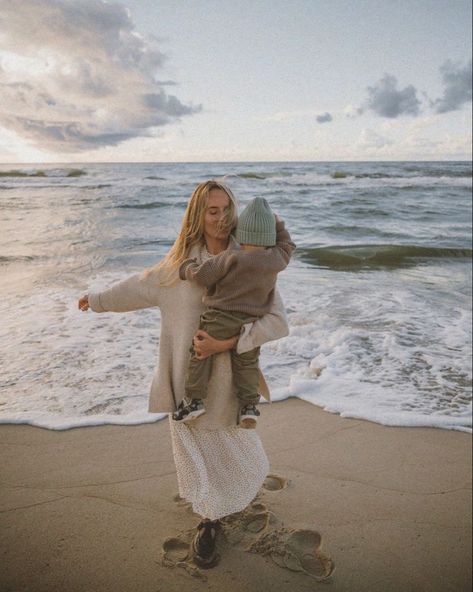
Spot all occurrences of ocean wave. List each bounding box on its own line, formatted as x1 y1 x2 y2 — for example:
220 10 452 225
300 174 471 189
0 168 87 178
116 201 174 209
297 244 473 270
331 169 472 179
63 168 87 177
0 170 46 178
127 238 173 248
402 166 472 178
0 183 111 192
0 255 37 264
237 171 294 179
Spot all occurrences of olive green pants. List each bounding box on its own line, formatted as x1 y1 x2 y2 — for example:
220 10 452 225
185 308 261 407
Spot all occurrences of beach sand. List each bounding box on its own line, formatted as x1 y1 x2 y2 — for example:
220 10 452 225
1 398 471 592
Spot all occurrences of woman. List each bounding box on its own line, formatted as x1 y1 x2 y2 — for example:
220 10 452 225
78 180 289 567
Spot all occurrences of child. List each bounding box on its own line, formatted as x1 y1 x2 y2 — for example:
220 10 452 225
172 197 295 428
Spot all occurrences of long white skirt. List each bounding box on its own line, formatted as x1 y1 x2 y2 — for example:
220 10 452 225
169 418 269 520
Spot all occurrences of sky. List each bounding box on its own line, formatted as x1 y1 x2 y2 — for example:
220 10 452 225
0 0 471 163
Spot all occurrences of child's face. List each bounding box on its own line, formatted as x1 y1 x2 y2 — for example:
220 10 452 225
204 189 232 242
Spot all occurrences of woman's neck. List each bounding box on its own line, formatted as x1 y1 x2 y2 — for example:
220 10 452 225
204 236 229 255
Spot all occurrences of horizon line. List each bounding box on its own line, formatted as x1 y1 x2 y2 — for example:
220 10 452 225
0 158 472 165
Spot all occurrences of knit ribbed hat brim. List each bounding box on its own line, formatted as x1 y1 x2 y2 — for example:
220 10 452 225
235 197 276 246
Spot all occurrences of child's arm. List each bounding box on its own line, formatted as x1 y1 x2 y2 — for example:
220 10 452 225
179 251 237 287
273 216 296 267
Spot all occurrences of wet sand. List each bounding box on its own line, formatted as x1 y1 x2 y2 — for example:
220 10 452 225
1 398 471 592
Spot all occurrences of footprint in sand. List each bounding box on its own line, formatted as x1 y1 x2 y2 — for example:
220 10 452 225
219 499 276 545
218 477 287 547
166 477 333 582
249 527 334 581
263 474 288 491
162 537 190 563
161 532 208 580
243 509 273 533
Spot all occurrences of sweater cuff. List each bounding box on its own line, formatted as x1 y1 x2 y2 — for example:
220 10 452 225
88 292 106 313
179 258 197 280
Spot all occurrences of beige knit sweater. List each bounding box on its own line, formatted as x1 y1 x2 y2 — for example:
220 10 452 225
179 220 296 316
88 238 289 425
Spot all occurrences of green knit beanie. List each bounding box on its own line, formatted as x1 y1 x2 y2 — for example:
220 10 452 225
235 197 276 246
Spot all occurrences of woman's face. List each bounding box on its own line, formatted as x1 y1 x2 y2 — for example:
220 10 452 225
203 189 232 243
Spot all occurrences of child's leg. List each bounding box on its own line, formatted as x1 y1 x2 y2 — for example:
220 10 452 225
202 309 260 408
184 353 213 401
230 347 261 407
198 308 252 340
174 328 213 422
184 309 249 401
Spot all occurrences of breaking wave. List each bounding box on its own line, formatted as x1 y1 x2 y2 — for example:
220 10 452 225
298 244 473 270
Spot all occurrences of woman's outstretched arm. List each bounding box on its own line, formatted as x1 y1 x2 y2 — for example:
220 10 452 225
80 269 162 313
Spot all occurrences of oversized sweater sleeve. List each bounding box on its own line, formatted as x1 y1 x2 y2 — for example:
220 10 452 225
88 269 162 313
273 219 296 268
179 251 237 287
236 287 289 354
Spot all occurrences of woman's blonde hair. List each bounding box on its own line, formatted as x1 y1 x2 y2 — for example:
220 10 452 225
144 180 238 286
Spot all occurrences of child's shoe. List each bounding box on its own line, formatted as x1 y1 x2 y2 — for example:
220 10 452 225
172 398 206 423
239 404 260 429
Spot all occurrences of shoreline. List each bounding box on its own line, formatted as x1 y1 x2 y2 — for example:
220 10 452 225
0 398 470 433
1 398 471 591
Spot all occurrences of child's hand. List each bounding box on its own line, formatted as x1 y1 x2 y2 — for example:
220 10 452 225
78 295 89 311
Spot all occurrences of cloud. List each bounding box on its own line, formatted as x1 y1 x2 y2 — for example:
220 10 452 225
432 59 472 114
364 74 421 118
344 104 364 119
0 0 200 152
357 128 393 150
316 112 333 124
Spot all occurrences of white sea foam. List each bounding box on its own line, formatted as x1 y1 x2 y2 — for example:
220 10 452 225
258 263 472 433
1 262 469 432
0 273 165 430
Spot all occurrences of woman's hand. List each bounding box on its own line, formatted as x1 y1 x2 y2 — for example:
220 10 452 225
78 295 90 311
193 330 238 360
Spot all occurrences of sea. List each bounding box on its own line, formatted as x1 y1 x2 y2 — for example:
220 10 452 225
0 161 471 432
